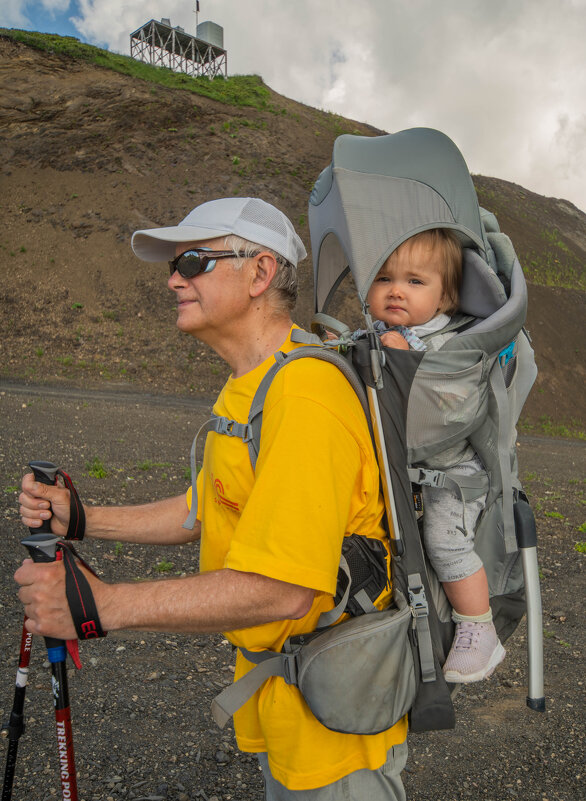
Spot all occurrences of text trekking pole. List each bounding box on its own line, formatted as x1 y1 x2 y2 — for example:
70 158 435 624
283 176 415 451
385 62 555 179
2 461 57 801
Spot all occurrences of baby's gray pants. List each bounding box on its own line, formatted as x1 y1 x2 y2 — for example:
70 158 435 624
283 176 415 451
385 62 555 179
421 456 486 583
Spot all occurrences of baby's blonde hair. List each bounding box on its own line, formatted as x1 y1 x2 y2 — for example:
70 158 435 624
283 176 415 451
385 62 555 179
393 229 462 315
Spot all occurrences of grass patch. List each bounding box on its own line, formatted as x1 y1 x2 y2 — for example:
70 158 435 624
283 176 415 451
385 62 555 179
1 28 278 111
137 460 172 471
519 415 585 440
522 250 585 291
85 457 109 479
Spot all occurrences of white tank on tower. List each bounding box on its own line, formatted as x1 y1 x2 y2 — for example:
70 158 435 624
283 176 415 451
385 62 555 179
196 21 223 48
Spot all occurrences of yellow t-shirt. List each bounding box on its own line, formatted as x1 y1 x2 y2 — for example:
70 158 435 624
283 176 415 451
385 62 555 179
193 326 407 790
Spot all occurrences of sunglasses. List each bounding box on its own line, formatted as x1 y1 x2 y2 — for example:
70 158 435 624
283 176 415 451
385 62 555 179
169 248 249 279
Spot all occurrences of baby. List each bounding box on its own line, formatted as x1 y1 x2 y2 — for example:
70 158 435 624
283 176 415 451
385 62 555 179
368 229 506 683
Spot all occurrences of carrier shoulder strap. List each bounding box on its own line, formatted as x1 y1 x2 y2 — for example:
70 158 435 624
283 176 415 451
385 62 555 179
246 333 370 471
183 335 370 528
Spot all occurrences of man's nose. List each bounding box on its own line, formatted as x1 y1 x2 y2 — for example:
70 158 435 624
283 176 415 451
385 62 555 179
168 270 186 290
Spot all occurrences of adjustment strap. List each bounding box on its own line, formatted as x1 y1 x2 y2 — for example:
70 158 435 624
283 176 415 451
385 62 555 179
56 469 86 540
211 650 293 729
59 541 107 641
408 573 436 683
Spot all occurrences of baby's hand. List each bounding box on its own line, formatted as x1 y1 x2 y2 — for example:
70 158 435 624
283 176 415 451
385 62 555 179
380 331 409 350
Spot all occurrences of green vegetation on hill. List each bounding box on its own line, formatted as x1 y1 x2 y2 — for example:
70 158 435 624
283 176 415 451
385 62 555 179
1 27 276 111
474 178 585 292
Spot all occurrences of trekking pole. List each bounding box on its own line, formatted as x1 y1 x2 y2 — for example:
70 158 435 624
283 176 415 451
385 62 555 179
514 495 546 712
20 532 79 801
2 461 58 801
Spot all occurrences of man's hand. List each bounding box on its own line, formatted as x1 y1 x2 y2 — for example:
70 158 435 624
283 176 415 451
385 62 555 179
380 330 410 350
19 472 72 537
15 557 101 641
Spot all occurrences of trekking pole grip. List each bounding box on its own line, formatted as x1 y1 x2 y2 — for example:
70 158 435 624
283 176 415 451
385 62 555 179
21 533 63 651
28 461 59 535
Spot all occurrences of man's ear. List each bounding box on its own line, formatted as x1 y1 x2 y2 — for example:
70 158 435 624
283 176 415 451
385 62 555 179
249 252 278 298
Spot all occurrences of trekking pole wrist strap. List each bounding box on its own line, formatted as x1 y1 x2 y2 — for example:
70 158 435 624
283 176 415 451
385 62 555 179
59 541 107 640
56 468 86 540
29 461 86 540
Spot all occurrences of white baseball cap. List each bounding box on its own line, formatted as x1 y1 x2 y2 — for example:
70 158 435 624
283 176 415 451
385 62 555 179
131 197 307 267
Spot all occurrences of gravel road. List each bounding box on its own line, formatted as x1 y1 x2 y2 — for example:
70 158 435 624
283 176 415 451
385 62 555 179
0 382 583 801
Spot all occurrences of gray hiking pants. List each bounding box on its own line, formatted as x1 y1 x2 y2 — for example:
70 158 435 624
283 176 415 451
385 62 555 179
422 455 486 583
258 741 407 801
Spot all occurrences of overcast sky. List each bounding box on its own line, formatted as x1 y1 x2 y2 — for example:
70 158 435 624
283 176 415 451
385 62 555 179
4 0 586 213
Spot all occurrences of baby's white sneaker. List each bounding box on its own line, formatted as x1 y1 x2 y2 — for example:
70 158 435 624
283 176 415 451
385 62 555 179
443 620 506 683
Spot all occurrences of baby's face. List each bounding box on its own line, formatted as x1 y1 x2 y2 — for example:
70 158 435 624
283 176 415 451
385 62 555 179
367 242 445 328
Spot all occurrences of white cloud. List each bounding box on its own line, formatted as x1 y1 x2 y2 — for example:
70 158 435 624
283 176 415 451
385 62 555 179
3 0 72 26
4 0 586 211
2 0 33 26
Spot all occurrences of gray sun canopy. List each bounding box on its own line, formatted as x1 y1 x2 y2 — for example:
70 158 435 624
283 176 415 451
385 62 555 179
308 127 490 314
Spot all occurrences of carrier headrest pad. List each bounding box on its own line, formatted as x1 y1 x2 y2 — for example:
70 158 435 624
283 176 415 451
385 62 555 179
459 249 507 319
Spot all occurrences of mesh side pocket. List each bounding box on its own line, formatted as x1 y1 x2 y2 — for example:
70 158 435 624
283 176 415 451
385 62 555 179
502 353 517 388
334 534 389 617
406 352 488 456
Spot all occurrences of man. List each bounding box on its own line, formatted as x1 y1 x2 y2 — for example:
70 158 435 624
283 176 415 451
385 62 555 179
16 197 408 799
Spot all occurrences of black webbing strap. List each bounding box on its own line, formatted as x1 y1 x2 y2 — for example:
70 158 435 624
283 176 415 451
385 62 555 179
56 469 86 541
59 541 107 641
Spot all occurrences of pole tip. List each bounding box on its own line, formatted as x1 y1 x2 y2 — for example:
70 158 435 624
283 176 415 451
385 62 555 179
526 696 546 712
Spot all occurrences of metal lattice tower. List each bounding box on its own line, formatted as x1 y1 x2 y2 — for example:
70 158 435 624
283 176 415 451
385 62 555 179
130 18 227 78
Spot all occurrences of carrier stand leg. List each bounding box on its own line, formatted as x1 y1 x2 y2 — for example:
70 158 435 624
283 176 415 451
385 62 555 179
514 498 546 711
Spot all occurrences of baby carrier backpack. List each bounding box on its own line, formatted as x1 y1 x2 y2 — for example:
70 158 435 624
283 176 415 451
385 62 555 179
208 128 545 735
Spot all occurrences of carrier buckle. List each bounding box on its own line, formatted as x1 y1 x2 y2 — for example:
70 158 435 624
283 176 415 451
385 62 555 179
413 468 446 489
214 417 253 442
281 651 298 685
408 582 429 618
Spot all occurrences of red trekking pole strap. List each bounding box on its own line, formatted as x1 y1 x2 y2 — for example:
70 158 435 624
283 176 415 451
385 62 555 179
56 469 86 541
27 464 104 670
59 541 108 642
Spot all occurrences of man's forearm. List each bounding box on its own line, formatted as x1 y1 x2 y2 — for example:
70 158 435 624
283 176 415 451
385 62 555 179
97 568 314 634
17 559 315 641
85 494 200 545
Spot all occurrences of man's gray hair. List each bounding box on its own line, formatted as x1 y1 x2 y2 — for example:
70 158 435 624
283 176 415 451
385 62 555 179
224 234 298 313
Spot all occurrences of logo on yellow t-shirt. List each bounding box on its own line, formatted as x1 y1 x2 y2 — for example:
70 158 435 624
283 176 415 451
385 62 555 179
213 477 240 512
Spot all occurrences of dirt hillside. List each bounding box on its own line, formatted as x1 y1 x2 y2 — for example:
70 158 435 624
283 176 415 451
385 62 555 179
0 33 585 433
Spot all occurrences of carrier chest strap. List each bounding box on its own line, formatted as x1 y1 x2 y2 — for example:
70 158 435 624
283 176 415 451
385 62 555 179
182 417 225 530
182 411 258 530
